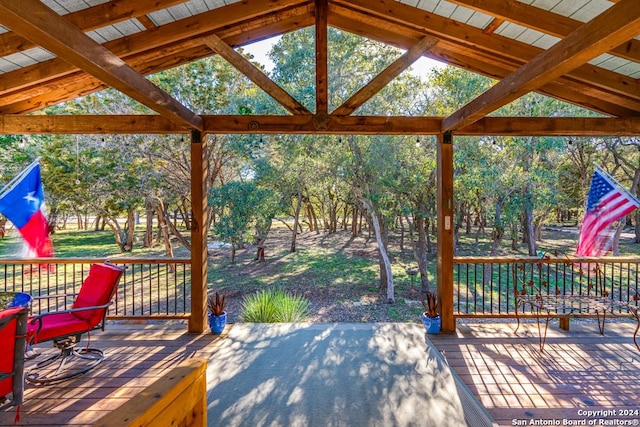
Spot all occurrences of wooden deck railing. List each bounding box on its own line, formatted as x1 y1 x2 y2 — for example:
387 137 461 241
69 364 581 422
454 256 640 317
4 256 638 321
0 258 191 320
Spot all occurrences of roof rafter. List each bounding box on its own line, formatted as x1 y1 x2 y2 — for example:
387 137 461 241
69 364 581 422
0 0 202 130
335 0 640 115
449 0 640 64
0 6 315 114
0 0 312 97
0 0 186 57
442 0 640 132
332 35 438 116
204 35 311 115
329 4 640 116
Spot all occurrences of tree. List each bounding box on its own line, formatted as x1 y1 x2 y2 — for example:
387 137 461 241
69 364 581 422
209 181 278 263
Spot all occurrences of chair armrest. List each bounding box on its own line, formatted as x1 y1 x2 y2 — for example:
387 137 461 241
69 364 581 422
31 293 78 301
29 301 114 334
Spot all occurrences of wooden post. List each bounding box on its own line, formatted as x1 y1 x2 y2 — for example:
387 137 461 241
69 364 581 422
315 0 328 115
189 130 208 333
437 131 455 333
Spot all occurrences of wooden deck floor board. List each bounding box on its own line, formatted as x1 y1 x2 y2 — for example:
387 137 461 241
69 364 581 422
3 321 640 426
0 323 227 426
428 321 640 427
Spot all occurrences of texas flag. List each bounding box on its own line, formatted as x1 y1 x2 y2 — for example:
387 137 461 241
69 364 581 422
0 161 53 258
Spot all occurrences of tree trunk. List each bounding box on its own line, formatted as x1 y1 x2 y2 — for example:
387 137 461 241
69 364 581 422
124 211 135 252
404 213 429 292
611 221 625 255
362 198 394 303
230 241 237 264
351 205 358 237
143 197 154 248
290 191 303 253
398 214 405 255
104 216 128 251
522 183 537 256
156 198 174 262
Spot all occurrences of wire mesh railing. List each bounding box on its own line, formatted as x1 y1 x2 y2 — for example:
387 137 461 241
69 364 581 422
0 258 191 320
454 256 640 317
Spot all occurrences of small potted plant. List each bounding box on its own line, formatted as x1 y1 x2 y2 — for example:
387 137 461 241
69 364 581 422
421 291 441 334
207 291 227 334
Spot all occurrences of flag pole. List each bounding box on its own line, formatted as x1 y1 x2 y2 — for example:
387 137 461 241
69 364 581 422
593 162 640 207
0 157 41 198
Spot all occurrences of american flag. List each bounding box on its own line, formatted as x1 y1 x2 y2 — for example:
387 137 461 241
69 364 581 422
576 168 639 257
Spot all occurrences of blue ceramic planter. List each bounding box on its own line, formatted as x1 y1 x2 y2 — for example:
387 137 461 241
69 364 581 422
422 313 441 334
208 311 227 334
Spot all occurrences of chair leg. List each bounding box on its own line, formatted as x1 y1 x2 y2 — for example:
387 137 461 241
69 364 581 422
25 338 104 385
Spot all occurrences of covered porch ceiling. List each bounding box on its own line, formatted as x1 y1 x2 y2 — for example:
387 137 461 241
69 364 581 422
0 0 639 136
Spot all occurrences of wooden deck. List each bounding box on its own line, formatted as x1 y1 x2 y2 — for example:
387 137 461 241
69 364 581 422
428 320 640 427
0 323 227 426
2 321 640 426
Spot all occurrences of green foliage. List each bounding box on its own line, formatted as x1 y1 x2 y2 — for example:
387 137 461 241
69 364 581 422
241 288 310 323
209 181 279 246
207 291 226 316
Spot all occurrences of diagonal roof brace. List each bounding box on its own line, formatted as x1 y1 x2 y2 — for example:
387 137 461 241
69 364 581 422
332 36 438 116
204 35 311 116
0 0 203 131
442 0 640 132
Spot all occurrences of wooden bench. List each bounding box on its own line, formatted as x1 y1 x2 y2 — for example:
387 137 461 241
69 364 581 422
93 358 208 427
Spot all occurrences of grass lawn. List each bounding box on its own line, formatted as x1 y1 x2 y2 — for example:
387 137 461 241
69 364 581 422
1 221 638 324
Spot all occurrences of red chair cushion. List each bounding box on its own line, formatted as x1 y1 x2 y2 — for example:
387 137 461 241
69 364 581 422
27 312 90 344
72 263 122 325
0 307 23 396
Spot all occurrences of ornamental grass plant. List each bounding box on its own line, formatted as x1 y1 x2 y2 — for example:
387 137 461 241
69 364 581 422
241 288 310 323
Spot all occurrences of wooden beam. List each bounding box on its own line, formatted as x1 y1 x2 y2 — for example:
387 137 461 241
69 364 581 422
0 0 202 131
332 36 438 116
204 35 311 115
5 114 640 136
483 18 504 35
203 115 445 134
189 130 208 334
0 0 186 57
0 114 184 134
449 0 640 64
460 117 640 136
442 0 640 132
315 0 328 114
136 15 157 30
436 132 455 333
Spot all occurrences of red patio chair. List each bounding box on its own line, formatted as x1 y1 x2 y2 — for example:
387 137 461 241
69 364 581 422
0 305 28 411
25 262 125 385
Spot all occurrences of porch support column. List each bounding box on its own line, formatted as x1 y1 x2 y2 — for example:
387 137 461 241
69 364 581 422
189 129 208 333
437 131 455 333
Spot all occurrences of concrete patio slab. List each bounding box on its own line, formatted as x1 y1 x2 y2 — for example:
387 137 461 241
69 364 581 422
206 323 493 427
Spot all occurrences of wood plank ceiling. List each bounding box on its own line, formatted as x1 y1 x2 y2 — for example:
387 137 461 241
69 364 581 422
0 0 639 136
